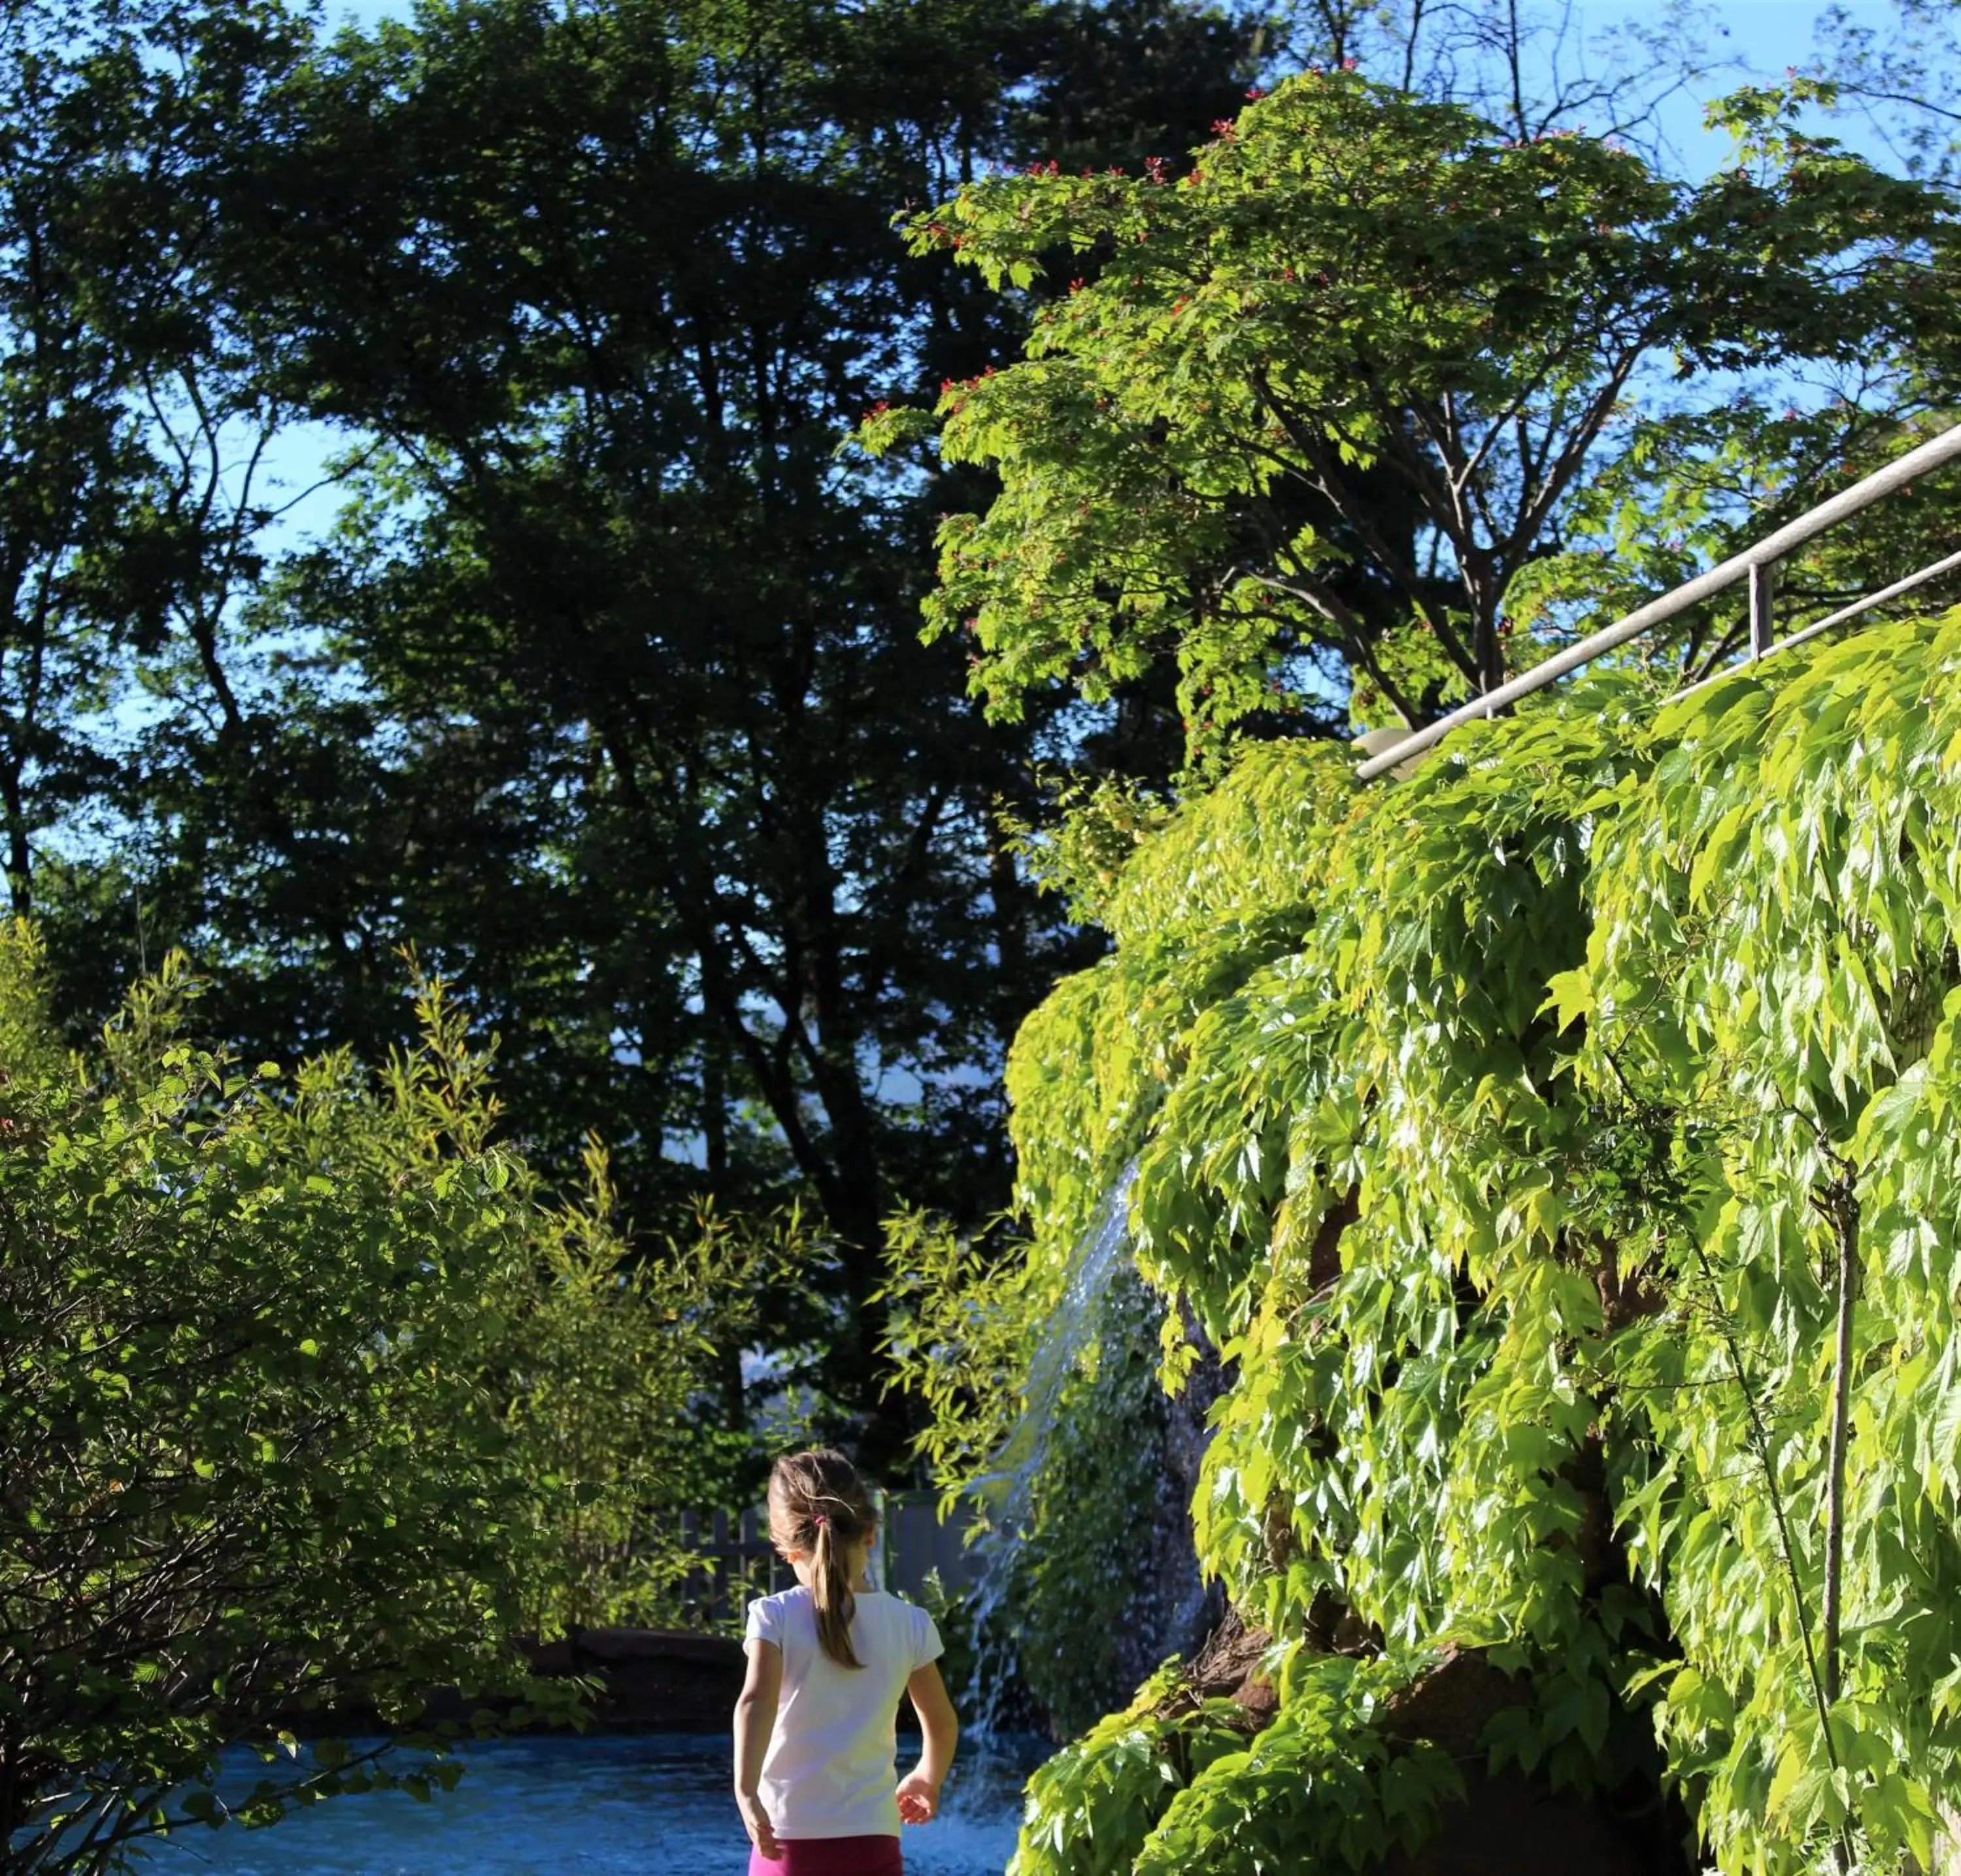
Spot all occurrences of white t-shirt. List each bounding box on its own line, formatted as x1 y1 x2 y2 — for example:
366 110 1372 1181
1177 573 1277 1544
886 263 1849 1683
744 1586 943 1840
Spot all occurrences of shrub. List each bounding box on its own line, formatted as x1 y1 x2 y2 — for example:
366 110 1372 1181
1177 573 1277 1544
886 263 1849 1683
951 612 1961 1873
0 931 758 1870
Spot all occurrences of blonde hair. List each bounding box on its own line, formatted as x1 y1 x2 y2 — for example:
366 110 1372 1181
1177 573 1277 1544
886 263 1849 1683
767 1449 877 1669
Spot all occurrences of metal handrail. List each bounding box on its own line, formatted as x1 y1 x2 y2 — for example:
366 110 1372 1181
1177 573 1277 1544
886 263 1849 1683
1354 420 1961 782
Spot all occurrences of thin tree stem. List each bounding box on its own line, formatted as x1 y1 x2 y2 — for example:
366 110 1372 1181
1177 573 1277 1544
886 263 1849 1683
1690 1241 1834 1759
1819 1175 1860 1876
1821 1182 1859 1710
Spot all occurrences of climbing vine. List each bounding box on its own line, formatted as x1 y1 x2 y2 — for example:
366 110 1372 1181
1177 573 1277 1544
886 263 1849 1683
961 612 1961 1873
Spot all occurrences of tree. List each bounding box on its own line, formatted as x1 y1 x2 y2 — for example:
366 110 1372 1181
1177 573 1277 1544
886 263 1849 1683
209 0 1067 1460
1809 0 1961 182
865 67 1953 757
0 0 280 917
1267 0 1720 148
0 924 767 1871
0 0 347 1039
59 0 1267 1462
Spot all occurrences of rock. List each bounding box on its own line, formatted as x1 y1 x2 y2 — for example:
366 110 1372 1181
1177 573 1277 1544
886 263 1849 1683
1161 1629 1694 1876
1115 1301 1235 1694
1169 1603 1278 1733
1379 1649 1694 1876
1381 1645 1528 1758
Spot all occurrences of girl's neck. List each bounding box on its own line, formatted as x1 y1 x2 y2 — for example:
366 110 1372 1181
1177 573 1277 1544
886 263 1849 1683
792 1543 875 1593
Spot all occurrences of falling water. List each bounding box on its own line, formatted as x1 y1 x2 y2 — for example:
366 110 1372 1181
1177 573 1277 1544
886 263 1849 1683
962 1160 1141 1739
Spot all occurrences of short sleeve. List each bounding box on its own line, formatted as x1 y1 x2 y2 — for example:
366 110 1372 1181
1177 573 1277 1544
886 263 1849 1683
745 1597 782 1649
911 1603 944 1673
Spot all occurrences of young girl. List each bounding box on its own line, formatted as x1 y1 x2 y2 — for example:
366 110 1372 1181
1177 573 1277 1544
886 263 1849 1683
733 1449 960 1876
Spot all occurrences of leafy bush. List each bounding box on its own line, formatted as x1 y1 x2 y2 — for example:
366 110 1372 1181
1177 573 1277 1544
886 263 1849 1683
509 1179 799 1637
952 611 1961 1873
1009 1664 1249 1876
1131 1654 1462 1876
0 932 760 1870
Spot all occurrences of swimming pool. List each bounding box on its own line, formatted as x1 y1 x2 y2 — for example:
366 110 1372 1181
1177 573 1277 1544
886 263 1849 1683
139 1736 1025 1875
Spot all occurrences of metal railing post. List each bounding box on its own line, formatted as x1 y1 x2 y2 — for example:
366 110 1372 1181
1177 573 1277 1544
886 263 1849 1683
1749 561 1777 659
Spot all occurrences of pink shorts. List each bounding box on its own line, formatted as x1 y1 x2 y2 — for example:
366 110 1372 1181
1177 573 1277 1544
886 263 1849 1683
748 1837 901 1876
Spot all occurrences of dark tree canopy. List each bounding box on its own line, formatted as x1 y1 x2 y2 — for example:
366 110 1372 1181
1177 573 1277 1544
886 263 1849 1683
7 0 1958 1458
5 0 1264 1459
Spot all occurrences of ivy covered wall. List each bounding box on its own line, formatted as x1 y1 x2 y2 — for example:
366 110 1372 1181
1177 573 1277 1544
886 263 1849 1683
999 612 1961 1875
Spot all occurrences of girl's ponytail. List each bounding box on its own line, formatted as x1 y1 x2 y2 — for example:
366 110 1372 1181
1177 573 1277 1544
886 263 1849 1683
767 1449 877 1670
808 1511 860 1669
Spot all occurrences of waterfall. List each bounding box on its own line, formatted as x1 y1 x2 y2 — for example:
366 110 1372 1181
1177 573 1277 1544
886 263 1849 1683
961 1161 1141 1739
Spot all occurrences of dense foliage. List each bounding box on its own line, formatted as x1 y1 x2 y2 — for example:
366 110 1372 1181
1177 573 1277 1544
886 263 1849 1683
0 0 1269 1462
1019 1655 1462 1876
863 67 1957 754
8 0 1956 1469
9 8 1961 1868
924 611 1961 1873
0 928 754 1871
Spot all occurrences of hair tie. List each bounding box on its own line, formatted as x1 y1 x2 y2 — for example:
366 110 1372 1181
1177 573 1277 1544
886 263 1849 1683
813 1513 830 1530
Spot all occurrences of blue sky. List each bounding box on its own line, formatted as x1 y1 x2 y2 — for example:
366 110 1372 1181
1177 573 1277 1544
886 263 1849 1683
1664 1 1907 169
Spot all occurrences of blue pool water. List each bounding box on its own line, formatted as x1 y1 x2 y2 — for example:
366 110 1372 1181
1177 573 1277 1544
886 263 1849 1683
137 1737 1024 1876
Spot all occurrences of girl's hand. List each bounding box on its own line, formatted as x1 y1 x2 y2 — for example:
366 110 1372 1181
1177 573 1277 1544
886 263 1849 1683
737 1790 781 1860
896 1771 941 1824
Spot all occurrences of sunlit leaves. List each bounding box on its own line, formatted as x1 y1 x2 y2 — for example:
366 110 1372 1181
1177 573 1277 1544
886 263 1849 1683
996 610 1961 1872
863 67 1951 763
0 927 754 1868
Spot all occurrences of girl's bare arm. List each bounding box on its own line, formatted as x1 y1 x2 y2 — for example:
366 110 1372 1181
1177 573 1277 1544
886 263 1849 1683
896 1661 959 1822
733 1638 784 1856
